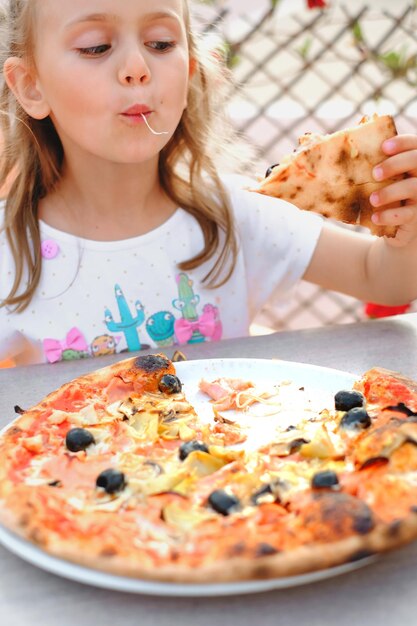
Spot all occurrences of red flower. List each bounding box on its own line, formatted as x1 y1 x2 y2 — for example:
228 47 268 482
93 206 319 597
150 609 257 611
307 0 328 8
364 302 411 319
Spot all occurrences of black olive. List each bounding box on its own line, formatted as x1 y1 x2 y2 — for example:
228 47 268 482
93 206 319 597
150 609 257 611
265 163 279 178
158 374 182 394
178 440 209 460
334 390 365 411
311 470 339 489
208 489 240 516
65 428 95 452
340 407 371 430
96 468 126 494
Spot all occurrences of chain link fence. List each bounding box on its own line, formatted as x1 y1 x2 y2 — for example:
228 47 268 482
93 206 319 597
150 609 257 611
193 0 417 332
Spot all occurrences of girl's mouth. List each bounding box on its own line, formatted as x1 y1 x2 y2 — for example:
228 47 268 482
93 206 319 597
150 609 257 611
120 106 169 135
121 104 152 117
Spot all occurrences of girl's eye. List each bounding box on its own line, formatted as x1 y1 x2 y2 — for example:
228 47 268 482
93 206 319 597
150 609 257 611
146 41 175 52
77 44 111 57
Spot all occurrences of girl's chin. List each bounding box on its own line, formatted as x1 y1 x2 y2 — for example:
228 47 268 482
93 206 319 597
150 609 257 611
96 152 162 167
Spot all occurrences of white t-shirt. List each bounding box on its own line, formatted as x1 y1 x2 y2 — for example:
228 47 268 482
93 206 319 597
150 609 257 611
0 176 323 365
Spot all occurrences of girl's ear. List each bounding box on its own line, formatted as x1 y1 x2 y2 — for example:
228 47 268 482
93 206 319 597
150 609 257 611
3 57 50 120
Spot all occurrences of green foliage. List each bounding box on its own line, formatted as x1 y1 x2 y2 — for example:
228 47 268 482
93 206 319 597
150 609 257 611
350 19 417 85
194 1 417 85
378 47 417 79
297 37 313 60
351 20 365 46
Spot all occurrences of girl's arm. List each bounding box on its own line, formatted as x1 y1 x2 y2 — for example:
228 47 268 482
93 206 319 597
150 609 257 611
303 134 417 305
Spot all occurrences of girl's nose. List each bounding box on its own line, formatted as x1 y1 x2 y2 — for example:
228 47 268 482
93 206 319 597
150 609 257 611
118 46 151 85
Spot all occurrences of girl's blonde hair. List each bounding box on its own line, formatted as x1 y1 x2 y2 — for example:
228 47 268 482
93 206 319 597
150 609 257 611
0 0 243 312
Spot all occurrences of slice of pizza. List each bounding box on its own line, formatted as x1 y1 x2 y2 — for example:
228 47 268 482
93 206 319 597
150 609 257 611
252 114 403 237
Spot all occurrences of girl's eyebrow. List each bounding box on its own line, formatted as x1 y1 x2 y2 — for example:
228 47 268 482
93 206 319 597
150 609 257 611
64 13 116 28
65 11 182 29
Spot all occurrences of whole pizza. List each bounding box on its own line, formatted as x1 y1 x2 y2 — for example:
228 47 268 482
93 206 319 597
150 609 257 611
1 353 417 584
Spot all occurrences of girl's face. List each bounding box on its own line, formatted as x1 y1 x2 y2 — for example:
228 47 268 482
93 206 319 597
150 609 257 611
30 0 190 166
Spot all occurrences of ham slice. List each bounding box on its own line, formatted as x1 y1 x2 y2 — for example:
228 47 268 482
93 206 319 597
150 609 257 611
199 378 255 411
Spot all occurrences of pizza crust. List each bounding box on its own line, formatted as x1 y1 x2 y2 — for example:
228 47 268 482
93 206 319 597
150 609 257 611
1 502 417 583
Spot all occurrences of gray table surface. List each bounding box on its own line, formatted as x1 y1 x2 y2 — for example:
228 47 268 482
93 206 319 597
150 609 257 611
2 313 417 626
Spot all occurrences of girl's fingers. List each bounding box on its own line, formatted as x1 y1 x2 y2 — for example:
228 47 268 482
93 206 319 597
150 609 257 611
382 134 417 155
372 206 416 247
371 206 415 227
370 177 417 207
373 150 417 181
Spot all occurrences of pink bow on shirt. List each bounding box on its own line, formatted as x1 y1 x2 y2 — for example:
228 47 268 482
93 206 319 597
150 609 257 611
43 327 88 363
174 310 216 344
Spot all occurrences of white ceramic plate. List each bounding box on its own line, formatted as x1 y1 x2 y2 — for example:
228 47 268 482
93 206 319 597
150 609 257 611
0 358 375 597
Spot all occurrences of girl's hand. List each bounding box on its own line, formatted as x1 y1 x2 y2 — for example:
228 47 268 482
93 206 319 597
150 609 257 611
369 134 417 246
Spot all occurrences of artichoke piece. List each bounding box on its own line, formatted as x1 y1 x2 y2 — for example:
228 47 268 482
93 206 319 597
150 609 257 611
299 426 339 459
162 502 216 532
204 445 244 464
140 470 188 496
159 418 196 441
178 421 197 441
117 398 139 420
171 476 198 497
159 421 181 440
173 451 228 496
183 450 225 477
130 412 159 442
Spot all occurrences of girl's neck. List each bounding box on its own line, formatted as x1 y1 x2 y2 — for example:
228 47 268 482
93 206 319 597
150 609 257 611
38 158 177 241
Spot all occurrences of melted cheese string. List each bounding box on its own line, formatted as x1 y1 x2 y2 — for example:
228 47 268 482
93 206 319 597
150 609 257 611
235 389 281 410
141 114 169 136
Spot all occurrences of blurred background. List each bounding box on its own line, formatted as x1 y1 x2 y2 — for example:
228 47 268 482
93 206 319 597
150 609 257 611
192 0 417 333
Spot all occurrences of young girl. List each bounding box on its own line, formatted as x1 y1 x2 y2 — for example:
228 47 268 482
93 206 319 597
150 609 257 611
1 0 417 367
